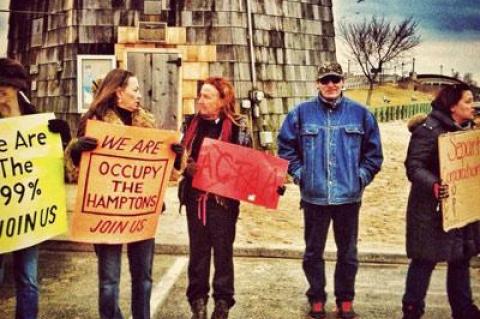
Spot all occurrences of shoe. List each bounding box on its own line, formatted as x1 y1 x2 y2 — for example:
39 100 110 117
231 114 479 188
309 301 326 319
402 303 423 319
211 300 229 319
191 299 207 319
337 301 357 319
453 304 480 319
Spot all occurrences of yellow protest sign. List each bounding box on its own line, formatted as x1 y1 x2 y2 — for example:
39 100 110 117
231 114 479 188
0 113 67 253
439 130 480 231
71 120 179 244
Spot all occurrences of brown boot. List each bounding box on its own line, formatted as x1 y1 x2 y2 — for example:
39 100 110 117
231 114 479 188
191 299 207 319
211 300 229 319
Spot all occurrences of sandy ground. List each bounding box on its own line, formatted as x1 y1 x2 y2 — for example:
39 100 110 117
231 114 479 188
155 120 412 254
238 120 411 252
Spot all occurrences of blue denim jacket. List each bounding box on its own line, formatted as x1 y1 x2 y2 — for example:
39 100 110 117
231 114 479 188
277 96 383 205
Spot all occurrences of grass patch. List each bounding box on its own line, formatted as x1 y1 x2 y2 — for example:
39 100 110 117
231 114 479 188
344 84 434 108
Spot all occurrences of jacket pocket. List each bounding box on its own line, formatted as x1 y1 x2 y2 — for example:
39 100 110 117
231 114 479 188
300 125 320 192
343 125 364 151
300 125 320 153
343 125 365 193
301 125 320 136
344 125 365 135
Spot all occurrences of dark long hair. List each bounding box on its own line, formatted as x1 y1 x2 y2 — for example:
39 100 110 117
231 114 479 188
77 68 133 136
431 83 472 115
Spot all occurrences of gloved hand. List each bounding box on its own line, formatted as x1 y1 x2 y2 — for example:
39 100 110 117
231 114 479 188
277 185 286 196
48 119 71 149
184 157 198 178
171 143 185 170
171 143 184 156
433 182 449 200
71 137 98 166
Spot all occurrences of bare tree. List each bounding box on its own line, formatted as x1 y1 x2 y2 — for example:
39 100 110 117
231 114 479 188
339 16 421 105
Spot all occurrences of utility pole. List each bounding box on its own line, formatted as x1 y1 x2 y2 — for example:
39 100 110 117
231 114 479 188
401 62 405 78
440 64 443 75
412 57 416 73
347 59 351 75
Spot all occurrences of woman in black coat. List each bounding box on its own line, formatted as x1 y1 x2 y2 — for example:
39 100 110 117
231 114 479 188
402 83 480 319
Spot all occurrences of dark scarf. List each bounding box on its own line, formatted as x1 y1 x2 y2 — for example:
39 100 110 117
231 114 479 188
182 114 233 151
181 113 234 226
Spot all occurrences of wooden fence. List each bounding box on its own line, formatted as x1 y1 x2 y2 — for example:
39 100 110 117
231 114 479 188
371 102 431 122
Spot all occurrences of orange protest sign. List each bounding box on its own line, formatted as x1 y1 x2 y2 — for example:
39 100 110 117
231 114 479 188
439 130 480 231
192 138 288 209
70 120 180 243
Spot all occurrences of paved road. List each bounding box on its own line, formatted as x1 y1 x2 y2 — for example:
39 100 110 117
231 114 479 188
1 251 479 319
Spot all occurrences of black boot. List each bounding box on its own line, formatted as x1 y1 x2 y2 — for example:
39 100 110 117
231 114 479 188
453 304 480 319
211 300 229 319
191 299 207 319
402 304 423 319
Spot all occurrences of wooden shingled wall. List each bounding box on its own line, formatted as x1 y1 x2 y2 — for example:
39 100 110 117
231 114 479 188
7 0 147 133
176 0 336 138
7 0 337 144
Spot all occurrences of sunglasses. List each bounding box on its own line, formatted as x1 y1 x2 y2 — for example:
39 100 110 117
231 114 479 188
319 76 342 85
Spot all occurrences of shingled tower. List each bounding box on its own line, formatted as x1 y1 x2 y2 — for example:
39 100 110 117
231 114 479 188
7 0 337 147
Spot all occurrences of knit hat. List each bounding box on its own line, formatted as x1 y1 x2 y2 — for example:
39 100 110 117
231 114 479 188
0 58 29 90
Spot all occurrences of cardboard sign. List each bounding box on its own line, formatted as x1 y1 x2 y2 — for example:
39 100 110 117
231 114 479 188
71 120 179 244
192 138 288 209
439 130 480 231
0 113 67 253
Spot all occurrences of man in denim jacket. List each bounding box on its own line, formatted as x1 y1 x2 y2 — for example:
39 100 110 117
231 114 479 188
277 62 383 319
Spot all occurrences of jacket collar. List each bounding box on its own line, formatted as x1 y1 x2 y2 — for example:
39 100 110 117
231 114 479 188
318 93 343 109
430 109 472 131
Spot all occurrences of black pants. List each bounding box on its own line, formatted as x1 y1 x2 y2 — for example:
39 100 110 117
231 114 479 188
402 258 479 319
186 198 239 307
302 201 360 305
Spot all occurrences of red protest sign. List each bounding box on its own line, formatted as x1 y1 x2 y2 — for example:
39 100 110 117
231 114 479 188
192 138 288 209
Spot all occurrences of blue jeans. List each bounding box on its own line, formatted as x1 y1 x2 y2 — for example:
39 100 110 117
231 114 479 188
403 258 479 319
11 246 39 319
302 201 360 305
94 239 155 319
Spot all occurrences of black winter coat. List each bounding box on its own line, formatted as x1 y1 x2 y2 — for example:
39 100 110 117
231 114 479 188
405 109 480 262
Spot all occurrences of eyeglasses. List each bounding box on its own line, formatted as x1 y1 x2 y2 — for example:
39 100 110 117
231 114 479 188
319 76 342 85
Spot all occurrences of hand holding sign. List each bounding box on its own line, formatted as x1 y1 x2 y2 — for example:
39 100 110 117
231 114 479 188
48 119 71 148
70 136 98 165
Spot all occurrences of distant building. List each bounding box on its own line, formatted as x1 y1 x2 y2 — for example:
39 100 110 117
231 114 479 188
398 73 466 95
7 0 337 147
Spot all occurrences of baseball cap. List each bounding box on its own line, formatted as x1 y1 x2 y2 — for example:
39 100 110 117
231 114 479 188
317 62 343 80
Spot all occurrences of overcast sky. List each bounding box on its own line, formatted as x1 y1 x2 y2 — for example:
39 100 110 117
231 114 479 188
333 0 480 82
1 0 479 81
